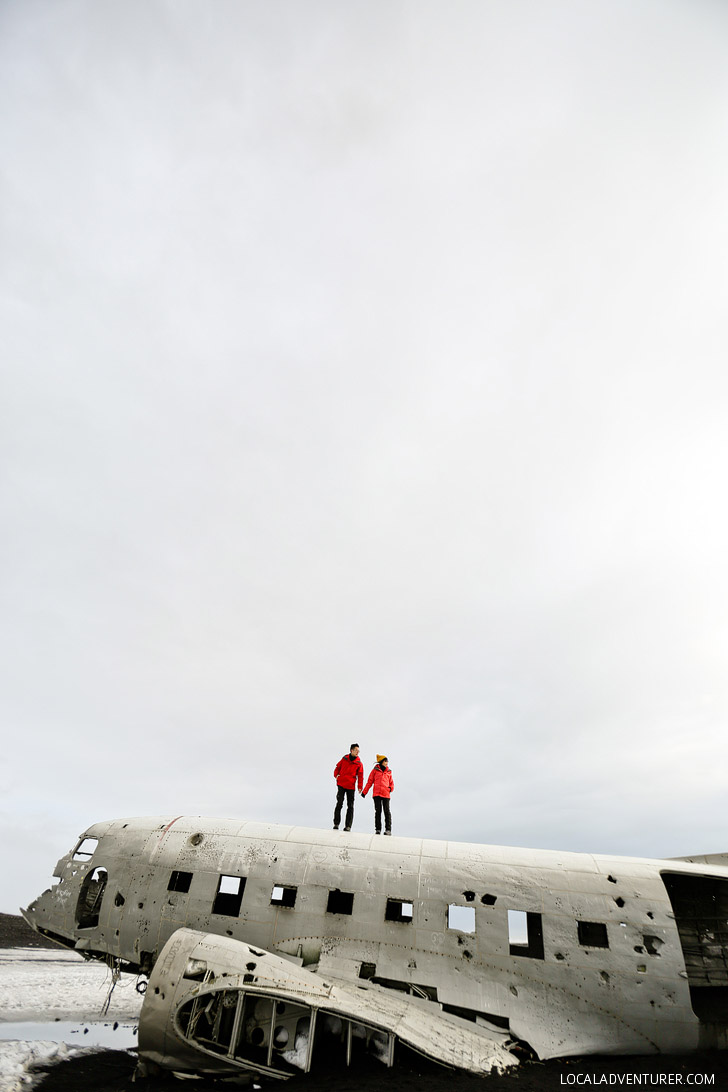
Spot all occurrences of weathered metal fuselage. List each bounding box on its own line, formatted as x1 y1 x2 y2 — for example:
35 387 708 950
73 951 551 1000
21 816 728 1075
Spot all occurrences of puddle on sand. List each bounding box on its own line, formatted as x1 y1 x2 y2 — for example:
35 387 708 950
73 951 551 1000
0 1021 138 1049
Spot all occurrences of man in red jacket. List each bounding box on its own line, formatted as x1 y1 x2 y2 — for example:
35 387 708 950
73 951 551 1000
333 744 364 832
361 754 394 835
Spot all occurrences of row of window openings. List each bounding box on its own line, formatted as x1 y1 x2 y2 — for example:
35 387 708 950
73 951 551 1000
169 872 611 955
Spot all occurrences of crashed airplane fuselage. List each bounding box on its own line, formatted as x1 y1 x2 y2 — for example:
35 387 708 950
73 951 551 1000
21 816 728 1079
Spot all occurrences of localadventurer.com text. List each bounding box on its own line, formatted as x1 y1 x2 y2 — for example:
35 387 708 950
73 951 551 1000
559 1076 714 1086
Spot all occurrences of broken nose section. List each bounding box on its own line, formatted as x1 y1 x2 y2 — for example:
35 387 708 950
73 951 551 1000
20 888 77 952
19 904 36 932
138 929 518 1080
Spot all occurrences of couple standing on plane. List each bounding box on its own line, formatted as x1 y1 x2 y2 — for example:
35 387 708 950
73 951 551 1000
333 744 394 835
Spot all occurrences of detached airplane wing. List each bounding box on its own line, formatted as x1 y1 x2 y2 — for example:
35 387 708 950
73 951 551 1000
139 928 517 1079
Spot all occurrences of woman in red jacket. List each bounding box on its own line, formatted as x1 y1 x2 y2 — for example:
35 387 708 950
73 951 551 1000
361 755 394 835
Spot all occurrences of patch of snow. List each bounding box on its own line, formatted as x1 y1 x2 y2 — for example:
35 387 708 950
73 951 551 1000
0 947 143 1023
0 948 144 1089
0 1039 86 1092
281 1030 309 1070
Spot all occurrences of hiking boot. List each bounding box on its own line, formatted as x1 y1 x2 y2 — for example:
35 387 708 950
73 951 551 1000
384 830 392 836
344 826 351 832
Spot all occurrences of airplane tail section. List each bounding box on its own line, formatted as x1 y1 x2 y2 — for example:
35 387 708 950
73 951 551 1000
667 852 728 868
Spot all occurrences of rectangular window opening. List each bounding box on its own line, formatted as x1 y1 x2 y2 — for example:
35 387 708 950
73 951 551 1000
212 874 246 917
447 904 476 933
509 909 544 959
75 866 108 929
168 870 193 893
508 909 529 946
73 838 98 860
183 958 208 981
385 898 414 924
326 889 354 915
271 884 297 908
578 920 609 948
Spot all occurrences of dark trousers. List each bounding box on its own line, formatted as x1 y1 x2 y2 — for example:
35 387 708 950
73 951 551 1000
334 786 355 829
373 796 391 833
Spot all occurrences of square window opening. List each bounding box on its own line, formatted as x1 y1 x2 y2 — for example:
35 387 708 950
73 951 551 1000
447 904 476 933
212 875 246 917
578 920 609 948
271 885 297 908
326 889 354 915
168 870 193 893
385 898 414 923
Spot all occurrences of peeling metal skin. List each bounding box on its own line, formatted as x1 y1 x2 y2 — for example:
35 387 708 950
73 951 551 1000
20 816 728 1078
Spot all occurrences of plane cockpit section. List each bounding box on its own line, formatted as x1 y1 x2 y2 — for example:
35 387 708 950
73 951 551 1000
137 928 516 1079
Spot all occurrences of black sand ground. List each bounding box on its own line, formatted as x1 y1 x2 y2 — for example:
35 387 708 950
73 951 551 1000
29 1047 728 1092
0 911 60 949
3 915 726 1091
24 1049 508 1092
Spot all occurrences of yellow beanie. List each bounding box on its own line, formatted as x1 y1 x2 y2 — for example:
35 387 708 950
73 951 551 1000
376 754 387 763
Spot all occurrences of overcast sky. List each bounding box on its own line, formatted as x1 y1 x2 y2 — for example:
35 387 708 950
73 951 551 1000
2 0 728 913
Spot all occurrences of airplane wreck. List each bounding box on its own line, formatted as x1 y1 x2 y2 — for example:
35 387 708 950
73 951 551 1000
21 816 728 1080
